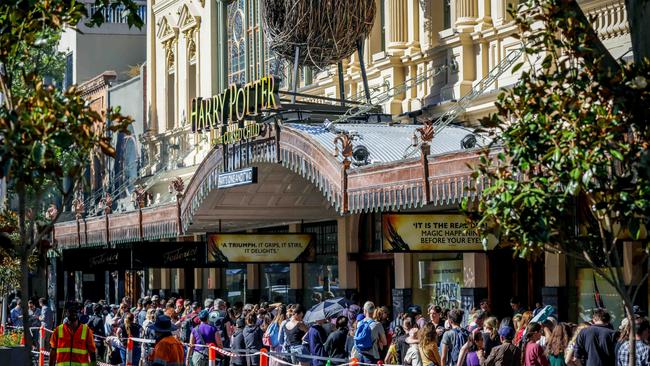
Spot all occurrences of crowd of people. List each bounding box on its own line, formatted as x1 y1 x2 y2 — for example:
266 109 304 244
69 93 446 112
10 294 650 366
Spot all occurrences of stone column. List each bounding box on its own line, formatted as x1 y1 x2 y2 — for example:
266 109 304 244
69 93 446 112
455 0 479 28
477 0 492 29
193 268 203 302
148 268 161 297
246 264 260 304
386 0 408 54
461 253 488 314
159 268 171 298
407 0 420 50
337 215 360 300
542 252 567 320
393 253 413 316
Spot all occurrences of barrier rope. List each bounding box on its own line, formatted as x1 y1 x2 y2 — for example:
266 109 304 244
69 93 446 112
22 324 404 366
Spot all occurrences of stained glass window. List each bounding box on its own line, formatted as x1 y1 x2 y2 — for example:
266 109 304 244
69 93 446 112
227 0 246 85
226 0 288 87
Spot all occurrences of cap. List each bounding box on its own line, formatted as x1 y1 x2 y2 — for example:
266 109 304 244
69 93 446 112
356 314 365 322
498 326 515 339
198 309 210 321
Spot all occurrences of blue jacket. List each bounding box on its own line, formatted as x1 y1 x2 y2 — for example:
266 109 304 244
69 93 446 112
308 324 327 366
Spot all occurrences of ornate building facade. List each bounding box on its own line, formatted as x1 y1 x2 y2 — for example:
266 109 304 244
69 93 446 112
54 0 636 321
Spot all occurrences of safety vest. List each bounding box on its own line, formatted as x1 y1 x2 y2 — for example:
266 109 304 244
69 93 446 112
53 323 93 366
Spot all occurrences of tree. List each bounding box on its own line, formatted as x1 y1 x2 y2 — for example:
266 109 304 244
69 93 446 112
463 0 650 364
0 0 143 358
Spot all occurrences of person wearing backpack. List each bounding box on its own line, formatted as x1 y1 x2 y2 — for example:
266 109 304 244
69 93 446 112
87 303 106 361
440 309 469 366
265 305 287 366
353 301 387 364
187 310 222 366
180 304 201 344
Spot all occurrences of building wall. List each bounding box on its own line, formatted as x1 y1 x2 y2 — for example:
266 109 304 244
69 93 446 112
58 1 147 85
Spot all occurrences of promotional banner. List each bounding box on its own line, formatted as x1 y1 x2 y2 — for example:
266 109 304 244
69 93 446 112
419 260 463 310
62 248 132 271
131 242 206 268
382 214 497 252
207 233 316 263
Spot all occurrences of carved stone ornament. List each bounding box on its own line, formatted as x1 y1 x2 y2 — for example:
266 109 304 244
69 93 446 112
45 203 58 222
333 132 353 168
99 193 113 214
417 121 435 143
132 185 152 209
168 176 185 198
72 192 85 220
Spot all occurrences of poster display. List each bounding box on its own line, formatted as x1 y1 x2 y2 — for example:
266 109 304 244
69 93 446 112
383 214 497 252
207 233 316 263
419 260 463 310
576 268 625 328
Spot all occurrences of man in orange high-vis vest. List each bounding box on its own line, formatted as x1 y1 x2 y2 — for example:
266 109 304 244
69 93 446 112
49 302 97 366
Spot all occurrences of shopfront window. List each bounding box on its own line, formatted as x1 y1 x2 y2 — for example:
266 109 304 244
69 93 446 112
302 221 339 305
576 267 625 328
258 226 290 303
226 264 247 305
411 253 463 309
262 263 290 303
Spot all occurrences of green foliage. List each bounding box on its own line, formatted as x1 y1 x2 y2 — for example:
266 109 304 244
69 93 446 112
463 0 650 263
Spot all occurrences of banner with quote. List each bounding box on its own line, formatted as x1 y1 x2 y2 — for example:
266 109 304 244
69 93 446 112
419 260 463 310
383 214 497 252
207 233 316 263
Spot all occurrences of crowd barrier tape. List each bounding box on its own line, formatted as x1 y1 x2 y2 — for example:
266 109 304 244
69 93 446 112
21 325 404 366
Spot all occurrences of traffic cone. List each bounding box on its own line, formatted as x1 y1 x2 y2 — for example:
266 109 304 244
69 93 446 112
39 325 45 366
260 348 269 366
126 337 134 366
208 343 217 366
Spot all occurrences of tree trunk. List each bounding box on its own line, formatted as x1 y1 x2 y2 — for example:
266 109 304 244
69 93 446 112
625 0 650 62
17 188 33 362
623 301 637 366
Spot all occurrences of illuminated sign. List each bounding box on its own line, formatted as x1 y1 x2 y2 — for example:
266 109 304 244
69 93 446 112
218 167 258 189
191 75 280 145
382 214 498 252
207 233 316 263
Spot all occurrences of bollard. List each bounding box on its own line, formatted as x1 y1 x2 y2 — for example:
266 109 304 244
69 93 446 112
260 347 269 366
208 343 217 366
38 325 45 366
125 337 134 366
351 357 359 366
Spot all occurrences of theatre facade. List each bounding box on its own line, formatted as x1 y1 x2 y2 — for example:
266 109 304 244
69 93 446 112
52 0 640 323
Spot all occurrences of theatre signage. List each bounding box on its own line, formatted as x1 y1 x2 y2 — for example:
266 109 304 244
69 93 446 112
131 242 206 268
218 167 258 189
382 214 497 252
191 75 280 145
61 248 132 271
206 233 316 263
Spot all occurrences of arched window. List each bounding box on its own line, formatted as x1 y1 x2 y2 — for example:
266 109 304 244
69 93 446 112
228 0 246 85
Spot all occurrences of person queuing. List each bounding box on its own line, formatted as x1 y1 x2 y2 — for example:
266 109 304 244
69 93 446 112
37 294 650 366
49 302 97 366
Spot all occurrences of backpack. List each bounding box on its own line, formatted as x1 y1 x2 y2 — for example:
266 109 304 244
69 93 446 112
354 318 375 352
180 315 197 343
264 322 281 347
450 328 469 364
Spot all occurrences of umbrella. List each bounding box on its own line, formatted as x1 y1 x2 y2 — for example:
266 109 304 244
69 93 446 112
521 305 555 342
304 300 345 323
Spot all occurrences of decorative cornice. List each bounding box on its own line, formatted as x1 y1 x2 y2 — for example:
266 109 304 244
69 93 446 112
157 16 178 41
177 4 201 32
